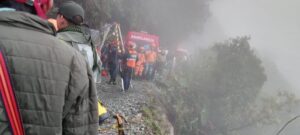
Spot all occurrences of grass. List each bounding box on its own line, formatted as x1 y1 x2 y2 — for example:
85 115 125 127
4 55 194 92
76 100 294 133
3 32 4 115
142 106 165 135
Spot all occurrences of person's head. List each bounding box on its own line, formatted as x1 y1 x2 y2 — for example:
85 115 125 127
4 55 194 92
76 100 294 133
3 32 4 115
56 1 84 30
139 46 144 52
112 39 119 46
0 0 53 18
127 41 136 50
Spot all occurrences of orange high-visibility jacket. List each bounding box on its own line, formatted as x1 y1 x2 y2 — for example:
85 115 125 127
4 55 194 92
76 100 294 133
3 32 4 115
145 51 157 63
126 50 137 68
136 53 145 65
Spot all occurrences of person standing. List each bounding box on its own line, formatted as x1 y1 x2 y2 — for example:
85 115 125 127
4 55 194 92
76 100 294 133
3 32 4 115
0 0 98 134
56 1 101 82
135 46 146 79
122 42 137 91
107 41 119 85
156 49 168 77
144 45 157 80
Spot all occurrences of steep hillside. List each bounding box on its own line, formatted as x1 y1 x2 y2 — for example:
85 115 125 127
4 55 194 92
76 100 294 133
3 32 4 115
97 81 174 135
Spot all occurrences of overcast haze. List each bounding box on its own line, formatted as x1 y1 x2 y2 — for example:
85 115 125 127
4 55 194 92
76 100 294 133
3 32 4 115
200 0 300 92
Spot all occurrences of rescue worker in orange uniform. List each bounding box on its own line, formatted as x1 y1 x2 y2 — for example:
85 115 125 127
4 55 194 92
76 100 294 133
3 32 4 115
122 42 137 91
144 44 157 80
135 46 146 79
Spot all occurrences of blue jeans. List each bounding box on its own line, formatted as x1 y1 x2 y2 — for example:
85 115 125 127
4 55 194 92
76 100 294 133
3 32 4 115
144 62 154 80
123 67 133 90
109 63 118 82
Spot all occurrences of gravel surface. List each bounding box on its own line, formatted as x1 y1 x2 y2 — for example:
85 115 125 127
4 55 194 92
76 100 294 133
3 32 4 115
97 80 157 135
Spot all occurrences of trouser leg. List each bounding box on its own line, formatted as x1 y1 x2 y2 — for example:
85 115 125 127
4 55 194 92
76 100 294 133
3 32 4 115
139 65 144 76
109 63 117 82
124 68 133 90
112 64 118 82
147 63 154 80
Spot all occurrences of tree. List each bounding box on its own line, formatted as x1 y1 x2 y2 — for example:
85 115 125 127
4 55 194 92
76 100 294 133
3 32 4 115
160 36 300 135
53 0 211 47
200 37 268 134
159 36 271 135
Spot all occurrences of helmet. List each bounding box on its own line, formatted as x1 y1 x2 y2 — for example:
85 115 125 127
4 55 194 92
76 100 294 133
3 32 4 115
58 1 84 25
128 41 136 49
16 0 52 19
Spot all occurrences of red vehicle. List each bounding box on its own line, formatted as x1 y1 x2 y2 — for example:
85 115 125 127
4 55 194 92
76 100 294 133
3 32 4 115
125 31 159 51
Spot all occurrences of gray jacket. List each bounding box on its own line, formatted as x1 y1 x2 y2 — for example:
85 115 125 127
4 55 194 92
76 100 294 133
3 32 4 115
0 11 98 135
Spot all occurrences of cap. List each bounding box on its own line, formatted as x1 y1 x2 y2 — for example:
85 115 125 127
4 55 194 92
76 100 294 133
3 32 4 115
58 1 84 24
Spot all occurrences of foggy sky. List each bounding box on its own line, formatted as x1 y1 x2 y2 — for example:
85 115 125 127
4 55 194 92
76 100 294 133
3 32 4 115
204 0 300 92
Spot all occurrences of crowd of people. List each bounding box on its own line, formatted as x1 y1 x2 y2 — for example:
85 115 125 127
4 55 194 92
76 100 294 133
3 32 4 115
101 39 169 90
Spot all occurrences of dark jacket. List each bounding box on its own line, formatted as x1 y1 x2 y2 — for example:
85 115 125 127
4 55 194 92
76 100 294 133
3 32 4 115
0 11 98 135
107 45 119 65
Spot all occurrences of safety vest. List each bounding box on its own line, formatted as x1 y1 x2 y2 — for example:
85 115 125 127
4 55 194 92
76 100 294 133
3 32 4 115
126 50 137 68
146 51 157 63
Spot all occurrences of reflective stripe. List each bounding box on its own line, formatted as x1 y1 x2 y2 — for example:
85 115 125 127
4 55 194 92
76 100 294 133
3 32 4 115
128 57 137 60
0 51 24 135
0 8 16 12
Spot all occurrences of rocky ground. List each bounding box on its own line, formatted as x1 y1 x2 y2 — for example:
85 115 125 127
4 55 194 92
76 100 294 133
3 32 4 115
97 79 160 135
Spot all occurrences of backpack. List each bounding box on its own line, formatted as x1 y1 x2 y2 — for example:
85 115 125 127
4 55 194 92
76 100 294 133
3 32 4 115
74 41 97 70
57 27 101 82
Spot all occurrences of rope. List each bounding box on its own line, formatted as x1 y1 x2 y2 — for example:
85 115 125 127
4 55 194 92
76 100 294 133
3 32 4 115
276 114 300 135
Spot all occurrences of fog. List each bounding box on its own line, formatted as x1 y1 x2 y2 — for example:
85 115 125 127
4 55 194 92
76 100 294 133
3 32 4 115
71 0 300 134
193 0 300 94
185 0 300 134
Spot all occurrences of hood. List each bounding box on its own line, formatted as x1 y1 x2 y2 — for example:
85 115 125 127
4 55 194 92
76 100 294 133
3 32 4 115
0 11 56 35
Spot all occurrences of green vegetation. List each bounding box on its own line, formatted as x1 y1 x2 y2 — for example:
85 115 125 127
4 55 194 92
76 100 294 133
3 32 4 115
142 106 164 135
156 36 299 135
51 1 300 134
53 0 210 46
